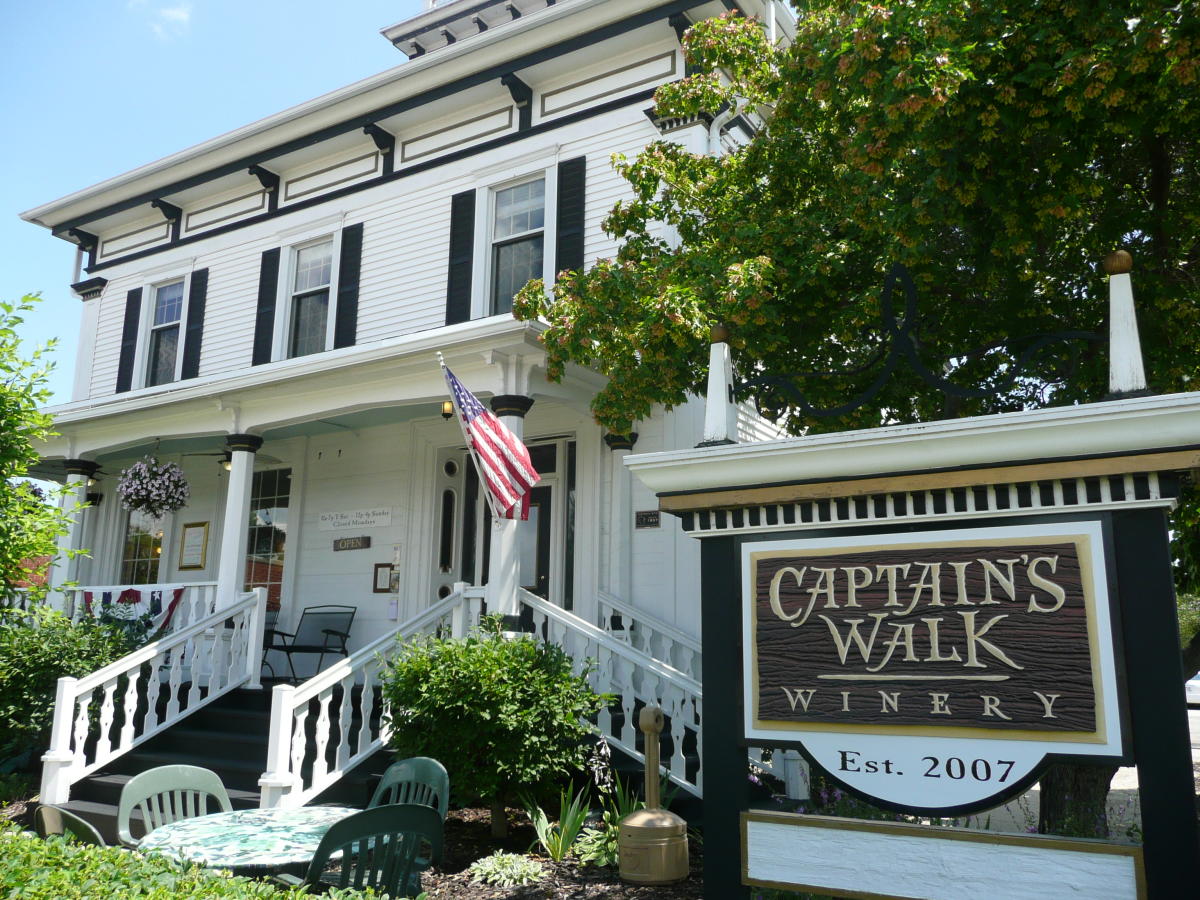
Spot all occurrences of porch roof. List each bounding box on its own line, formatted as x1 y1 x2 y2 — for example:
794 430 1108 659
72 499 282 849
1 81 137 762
34 317 603 468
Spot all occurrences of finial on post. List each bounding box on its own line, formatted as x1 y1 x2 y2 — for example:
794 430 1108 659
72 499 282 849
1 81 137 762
698 324 738 447
1104 249 1150 398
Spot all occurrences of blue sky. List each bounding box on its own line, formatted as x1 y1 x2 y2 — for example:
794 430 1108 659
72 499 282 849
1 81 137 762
1 1 427 403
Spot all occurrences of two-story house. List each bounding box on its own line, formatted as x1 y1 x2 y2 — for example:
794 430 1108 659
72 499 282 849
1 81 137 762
21 0 792 820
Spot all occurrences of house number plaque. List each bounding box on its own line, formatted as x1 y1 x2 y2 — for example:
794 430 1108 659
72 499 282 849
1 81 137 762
742 521 1125 813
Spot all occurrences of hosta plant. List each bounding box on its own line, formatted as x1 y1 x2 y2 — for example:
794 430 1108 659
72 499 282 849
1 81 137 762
468 851 545 888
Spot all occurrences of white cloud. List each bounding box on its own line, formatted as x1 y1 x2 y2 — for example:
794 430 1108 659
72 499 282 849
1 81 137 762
159 4 191 25
132 2 193 41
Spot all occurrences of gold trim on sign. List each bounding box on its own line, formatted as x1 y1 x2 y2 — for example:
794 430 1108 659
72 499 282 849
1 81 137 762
739 811 1147 900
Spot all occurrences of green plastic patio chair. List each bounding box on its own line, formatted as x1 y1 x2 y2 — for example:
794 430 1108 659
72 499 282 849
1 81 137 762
368 757 450 819
274 804 443 898
34 804 106 846
116 764 232 847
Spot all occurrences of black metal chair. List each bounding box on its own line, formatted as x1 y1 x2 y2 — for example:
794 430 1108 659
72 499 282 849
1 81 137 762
264 604 356 683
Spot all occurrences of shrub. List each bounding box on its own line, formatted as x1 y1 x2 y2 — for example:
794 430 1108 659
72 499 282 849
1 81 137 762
468 851 545 887
524 785 590 862
0 823 383 898
0 607 131 766
380 615 608 837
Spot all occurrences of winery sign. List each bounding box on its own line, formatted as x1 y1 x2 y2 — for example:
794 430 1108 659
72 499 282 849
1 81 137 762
743 521 1125 813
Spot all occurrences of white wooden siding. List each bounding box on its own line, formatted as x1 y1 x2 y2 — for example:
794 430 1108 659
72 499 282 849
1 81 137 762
85 105 659 400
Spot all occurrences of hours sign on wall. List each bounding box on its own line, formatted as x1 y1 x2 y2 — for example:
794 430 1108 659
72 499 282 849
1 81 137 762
742 521 1126 813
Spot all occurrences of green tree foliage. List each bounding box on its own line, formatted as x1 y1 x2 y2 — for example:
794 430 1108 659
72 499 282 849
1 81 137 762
380 617 607 838
0 607 131 765
515 2 1200 435
1 294 74 600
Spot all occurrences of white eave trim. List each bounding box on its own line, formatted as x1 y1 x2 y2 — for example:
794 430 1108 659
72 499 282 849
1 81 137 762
625 392 1200 495
20 0 633 228
44 317 547 426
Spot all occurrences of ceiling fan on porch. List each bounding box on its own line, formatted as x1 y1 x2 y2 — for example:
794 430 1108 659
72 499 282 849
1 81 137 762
181 450 284 471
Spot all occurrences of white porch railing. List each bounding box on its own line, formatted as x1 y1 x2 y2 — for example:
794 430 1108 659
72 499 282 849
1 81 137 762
596 590 702 682
520 589 703 797
258 585 486 809
59 582 220 629
39 588 267 805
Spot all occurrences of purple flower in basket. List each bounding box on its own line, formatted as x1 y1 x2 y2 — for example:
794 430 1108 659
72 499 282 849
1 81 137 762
116 455 190 518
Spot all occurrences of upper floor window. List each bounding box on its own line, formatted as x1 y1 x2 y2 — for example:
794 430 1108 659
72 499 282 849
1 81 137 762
288 238 334 358
491 178 545 315
146 279 185 386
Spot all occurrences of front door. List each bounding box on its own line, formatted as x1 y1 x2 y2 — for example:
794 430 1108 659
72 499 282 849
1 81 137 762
437 438 574 608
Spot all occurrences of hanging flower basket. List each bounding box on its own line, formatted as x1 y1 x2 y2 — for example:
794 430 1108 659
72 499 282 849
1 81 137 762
116 456 190 518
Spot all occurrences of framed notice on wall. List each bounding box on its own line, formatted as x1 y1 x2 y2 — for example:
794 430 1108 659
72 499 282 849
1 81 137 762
373 563 394 594
178 522 209 570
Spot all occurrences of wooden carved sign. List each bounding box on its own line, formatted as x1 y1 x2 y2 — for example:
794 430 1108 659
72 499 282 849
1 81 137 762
742 522 1125 813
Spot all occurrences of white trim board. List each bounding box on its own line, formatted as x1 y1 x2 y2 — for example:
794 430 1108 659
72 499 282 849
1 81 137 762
743 813 1144 900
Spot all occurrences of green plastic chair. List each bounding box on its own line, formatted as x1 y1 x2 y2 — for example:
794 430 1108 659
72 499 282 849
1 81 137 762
368 757 450 820
117 764 232 847
275 804 443 898
34 804 106 846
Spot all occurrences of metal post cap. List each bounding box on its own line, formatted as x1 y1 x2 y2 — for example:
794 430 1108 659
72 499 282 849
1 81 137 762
639 705 664 734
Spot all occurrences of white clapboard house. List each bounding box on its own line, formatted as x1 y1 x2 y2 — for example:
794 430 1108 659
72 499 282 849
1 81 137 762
20 0 791 834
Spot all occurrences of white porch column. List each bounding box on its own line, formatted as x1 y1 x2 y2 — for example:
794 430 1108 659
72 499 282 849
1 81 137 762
485 395 533 623
216 434 262 609
603 433 637 608
48 459 98 606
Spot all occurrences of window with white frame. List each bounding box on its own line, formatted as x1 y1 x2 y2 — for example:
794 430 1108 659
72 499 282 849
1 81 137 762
490 177 545 315
287 238 334 358
145 278 185 386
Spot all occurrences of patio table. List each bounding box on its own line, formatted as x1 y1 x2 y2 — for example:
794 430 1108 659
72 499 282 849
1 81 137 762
137 806 357 874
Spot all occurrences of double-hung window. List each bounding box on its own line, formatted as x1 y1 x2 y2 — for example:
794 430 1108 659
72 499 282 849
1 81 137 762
491 177 545 315
288 238 334 358
145 279 185 386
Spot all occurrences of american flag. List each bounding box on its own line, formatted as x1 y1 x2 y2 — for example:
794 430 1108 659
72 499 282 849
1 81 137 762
442 362 540 520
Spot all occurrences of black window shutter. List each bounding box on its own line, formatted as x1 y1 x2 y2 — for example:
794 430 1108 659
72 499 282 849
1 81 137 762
115 288 142 393
180 268 208 380
333 223 363 349
555 156 587 277
445 190 476 325
252 248 281 365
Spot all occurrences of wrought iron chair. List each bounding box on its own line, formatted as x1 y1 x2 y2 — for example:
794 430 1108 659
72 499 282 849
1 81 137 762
34 804 106 846
264 604 356 683
116 764 232 847
274 804 443 898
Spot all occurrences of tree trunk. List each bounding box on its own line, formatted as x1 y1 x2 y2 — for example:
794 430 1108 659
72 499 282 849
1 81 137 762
1037 763 1119 838
490 796 508 839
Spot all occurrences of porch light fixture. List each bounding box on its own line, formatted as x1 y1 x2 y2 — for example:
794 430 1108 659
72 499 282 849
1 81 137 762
441 400 454 420
220 451 232 471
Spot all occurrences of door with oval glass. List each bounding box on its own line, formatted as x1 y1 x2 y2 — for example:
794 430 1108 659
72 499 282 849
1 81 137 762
433 438 575 609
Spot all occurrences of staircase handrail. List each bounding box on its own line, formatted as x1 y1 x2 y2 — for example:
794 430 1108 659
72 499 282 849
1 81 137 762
40 588 266 805
523 591 700 694
259 585 485 809
517 589 704 796
596 590 702 656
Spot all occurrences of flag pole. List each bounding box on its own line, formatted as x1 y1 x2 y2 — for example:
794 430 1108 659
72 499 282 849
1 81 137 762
438 351 504 523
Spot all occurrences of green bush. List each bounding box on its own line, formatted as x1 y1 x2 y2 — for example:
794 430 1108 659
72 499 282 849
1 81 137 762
0 823 384 899
0 607 131 765
380 616 608 837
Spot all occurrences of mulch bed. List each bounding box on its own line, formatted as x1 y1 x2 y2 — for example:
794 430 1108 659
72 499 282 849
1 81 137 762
422 807 703 899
